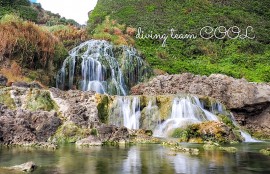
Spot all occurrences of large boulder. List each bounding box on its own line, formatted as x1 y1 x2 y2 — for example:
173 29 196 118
131 73 270 138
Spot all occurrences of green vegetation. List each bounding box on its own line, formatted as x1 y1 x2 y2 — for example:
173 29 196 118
88 0 270 82
96 94 110 124
0 0 38 21
25 90 58 111
171 121 242 143
0 88 16 109
51 122 91 143
259 148 270 156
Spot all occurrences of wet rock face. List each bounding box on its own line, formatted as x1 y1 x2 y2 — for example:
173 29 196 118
131 73 270 138
0 104 61 144
0 74 7 86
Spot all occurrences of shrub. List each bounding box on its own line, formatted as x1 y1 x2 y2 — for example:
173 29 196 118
92 16 136 46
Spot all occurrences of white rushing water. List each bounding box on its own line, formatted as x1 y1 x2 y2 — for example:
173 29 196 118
153 95 219 137
56 40 147 95
109 96 141 129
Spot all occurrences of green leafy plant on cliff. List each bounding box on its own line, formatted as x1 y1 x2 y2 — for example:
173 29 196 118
88 0 270 82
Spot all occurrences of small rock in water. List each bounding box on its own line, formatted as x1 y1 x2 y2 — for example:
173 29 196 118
76 135 103 146
259 148 270 156
5 161 36 172
219 147 238 153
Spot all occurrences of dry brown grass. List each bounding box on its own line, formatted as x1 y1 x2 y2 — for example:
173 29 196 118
0 61 30 83
0 14 61 69
48 25 89 50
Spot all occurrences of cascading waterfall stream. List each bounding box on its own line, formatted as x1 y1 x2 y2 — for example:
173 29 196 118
56 40 149 95
109 96 141 130
229 113 262 142
56 41 262 142
153 95 219 137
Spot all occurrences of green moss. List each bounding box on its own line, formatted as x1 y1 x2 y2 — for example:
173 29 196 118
171 128 189 142
96 94 110 124
25 90 58 111
219 146 238 153
218 114 235 129
51 122 91 144
252 131 270 140
171 122 241 144
90 128 98 136
0 88 16 109
259 148 270 156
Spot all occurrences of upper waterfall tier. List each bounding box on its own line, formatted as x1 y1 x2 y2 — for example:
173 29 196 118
56 40 151 95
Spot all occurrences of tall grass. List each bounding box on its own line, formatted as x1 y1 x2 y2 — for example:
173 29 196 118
0 14 65 70
45 25 89 50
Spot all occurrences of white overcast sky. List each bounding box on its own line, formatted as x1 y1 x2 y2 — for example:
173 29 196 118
37 0 98 24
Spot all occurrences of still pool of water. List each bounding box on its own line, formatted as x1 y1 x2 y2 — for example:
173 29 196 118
0 143 269 174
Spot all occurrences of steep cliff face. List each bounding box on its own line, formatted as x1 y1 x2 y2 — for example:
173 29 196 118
131 73 270 138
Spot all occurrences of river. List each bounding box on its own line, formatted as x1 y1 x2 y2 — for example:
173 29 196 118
0 143 269 174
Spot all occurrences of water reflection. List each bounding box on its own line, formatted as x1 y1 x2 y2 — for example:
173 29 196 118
0 144 269 174
122 147 141 174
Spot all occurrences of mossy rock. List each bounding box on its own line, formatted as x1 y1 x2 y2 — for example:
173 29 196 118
0 88 16 109
219 146 238 153
252 131 270 140
156 95 174 120
95 94 111 124
171 121 242 144
50 122 91 144
259 148 270 156
25 89 58 111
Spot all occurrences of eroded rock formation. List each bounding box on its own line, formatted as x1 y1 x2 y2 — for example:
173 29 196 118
131 73 270 138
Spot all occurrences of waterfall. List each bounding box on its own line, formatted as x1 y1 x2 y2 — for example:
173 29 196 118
154 95 219 137
56 40 149 95
229 113 262 142
109 96 141 129
143 98 161 130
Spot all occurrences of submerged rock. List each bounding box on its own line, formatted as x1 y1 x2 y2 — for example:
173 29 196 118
4 161 36 172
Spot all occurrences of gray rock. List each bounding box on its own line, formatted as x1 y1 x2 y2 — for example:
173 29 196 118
0 103 61 144
50 88 99 128
76 135 102 146
12 81 30 88
0 74 7 86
